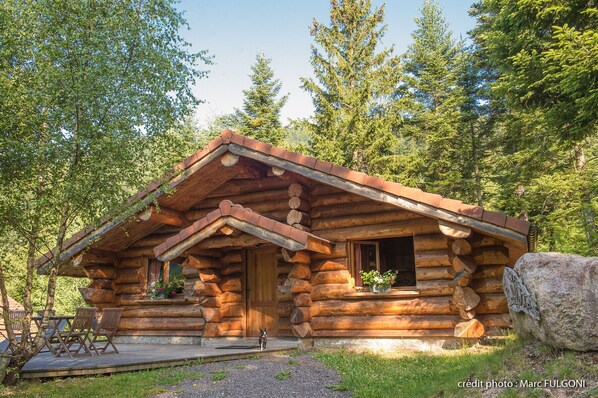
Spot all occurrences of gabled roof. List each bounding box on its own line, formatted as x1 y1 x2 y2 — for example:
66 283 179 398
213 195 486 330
154 200 332 261
37 130 530 272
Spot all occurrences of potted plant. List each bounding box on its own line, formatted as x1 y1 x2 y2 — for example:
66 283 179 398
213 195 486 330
148 275 184 299
167 275 184 297
360 269 398 293
148 277 168 299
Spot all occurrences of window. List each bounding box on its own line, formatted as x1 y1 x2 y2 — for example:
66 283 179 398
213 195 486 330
351 237 416 287
147 258 183 289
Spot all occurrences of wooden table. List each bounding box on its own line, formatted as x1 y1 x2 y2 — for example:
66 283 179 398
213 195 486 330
32 315 75 356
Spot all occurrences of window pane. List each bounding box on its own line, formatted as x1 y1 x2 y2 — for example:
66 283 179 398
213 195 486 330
354 242 378 286
169 261 183 278
148 259 163 288
361 245 377 273
379 237 416 286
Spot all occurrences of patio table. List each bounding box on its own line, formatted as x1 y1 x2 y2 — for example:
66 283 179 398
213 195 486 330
32 315 74 356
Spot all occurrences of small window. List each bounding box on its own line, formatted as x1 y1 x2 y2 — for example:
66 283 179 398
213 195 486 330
147 258 184 289
351 237 416 287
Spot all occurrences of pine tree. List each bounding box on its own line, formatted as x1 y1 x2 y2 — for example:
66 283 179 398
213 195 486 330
402 0 469 198
301 0 402 176
237 53 288 145
471 0 598 254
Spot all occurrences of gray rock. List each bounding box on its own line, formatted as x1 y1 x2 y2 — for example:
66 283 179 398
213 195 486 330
505 252 597 351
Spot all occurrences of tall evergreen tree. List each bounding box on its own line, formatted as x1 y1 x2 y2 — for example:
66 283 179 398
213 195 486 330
301 0 402 176
237 53 288 145
471 0 598 254
401 0 469 199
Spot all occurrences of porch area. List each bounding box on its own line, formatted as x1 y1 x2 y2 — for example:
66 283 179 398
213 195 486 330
21 338 300 379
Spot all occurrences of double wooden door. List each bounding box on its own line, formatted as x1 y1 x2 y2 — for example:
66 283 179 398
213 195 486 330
246 249 278 337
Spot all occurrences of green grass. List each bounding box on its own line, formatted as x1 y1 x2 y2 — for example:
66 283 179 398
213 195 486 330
2 337 595 398
0 368 186 398
209 370 227 382
315 346 508 398
314 337 598 398
275 370 292 381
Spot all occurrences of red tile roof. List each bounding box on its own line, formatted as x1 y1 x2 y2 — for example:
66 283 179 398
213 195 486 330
154 200 331 260
216 130 529 235
37 130 530 270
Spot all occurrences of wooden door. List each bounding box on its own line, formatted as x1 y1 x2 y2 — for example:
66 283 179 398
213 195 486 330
246 250 278 337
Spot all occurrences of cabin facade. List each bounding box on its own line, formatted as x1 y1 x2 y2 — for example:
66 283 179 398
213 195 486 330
36 131 531 342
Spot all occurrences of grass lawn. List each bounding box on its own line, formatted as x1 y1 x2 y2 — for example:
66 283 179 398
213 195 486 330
0 364 203 398
1 337 596 398
315 336 598 398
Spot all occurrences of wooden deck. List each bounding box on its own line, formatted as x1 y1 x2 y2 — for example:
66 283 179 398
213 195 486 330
21 338 300 378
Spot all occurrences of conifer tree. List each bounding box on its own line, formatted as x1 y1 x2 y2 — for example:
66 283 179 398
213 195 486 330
471 0 598 254
237 53 288 145
402 0 469 198
301 0 402 176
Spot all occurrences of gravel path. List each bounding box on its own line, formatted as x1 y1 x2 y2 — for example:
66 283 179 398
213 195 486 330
152 351 351 398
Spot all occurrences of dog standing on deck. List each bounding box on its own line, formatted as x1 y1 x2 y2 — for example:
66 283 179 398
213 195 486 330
258 329 268 350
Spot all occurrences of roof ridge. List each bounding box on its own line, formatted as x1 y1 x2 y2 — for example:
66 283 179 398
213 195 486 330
37 130 530 271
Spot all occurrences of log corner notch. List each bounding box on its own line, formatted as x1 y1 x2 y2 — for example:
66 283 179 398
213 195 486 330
444 226 485 338
439 220 472 239
220 152 239 167
283 248 314 338
138 205 190 227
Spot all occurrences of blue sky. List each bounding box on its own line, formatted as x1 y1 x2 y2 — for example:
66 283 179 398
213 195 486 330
178 1 476 126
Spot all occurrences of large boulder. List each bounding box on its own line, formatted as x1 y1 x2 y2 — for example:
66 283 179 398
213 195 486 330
504 252 597 351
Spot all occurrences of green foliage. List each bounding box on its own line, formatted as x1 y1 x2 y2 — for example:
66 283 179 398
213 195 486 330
0 0 208 376
301 0 403 176
147 275 183 300
209 370 227 382
471 0 598 143
471 0 598 254
275 370 292 381
400 1 472 199
359 270 397 287
236 53 288 145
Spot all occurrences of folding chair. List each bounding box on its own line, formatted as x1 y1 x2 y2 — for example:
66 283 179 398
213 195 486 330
8 310 26 340
36 318 67 355
91 308 122 354
55 307 97 357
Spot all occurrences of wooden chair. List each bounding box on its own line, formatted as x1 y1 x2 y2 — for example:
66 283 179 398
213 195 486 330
36 316 67 356
91 308 122 354
0 311 28 354
55 307 97 357
6 310 28 343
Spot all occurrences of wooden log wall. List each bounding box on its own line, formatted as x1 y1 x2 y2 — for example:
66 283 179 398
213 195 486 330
185 177 292 223
115 256 204 336
276 250 294 337
184 253 245 338
306 183 511 338
79 173 515 339
281 249 313 338
79 264 117 308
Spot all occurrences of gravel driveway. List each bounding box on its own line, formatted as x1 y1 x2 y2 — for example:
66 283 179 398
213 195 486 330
152 351 351 398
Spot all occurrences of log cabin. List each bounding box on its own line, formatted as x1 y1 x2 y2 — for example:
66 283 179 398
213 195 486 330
35 131 531 343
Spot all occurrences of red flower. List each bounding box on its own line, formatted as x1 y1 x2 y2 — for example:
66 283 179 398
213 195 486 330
157 287 163 291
